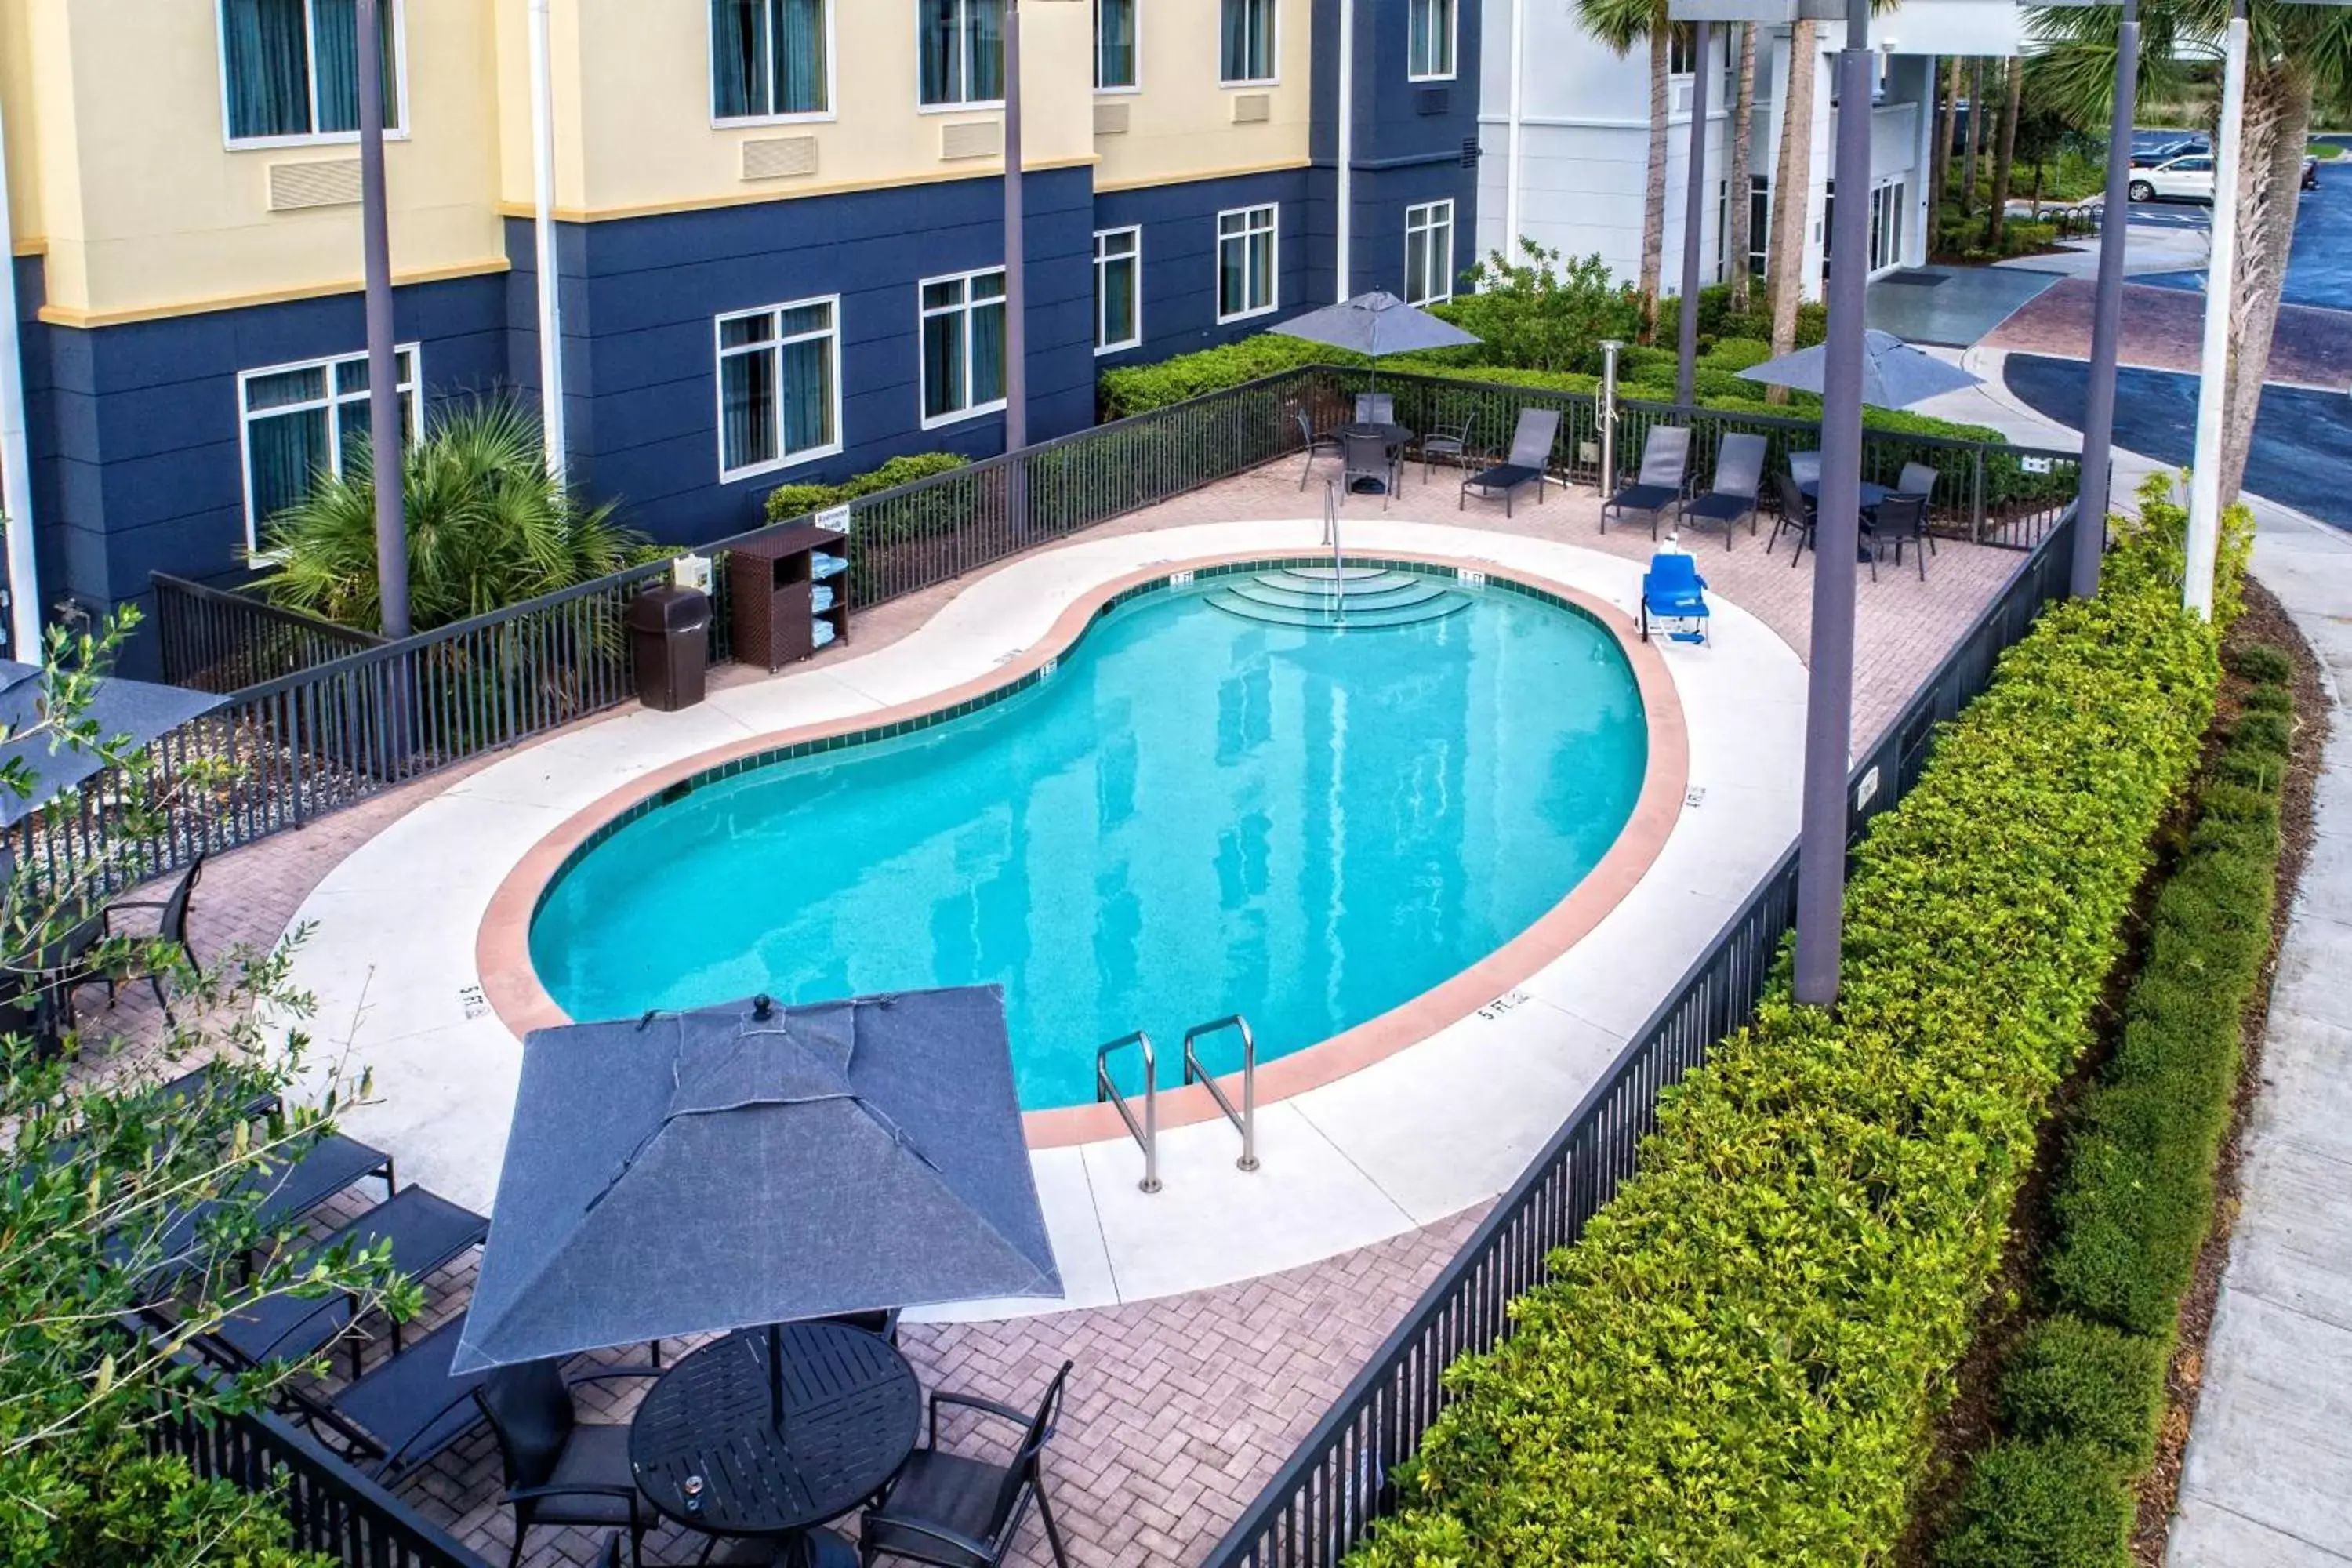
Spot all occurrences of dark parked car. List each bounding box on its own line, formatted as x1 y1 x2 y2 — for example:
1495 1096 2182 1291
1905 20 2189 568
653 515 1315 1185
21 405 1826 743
2132 136 2209 169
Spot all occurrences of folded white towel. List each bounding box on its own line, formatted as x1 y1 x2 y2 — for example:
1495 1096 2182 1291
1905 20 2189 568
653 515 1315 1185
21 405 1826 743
810 584 836 612
811 618 837 648
812 552 848 579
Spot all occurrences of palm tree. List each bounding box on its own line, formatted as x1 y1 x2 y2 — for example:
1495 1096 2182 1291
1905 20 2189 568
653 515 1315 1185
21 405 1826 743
1728 24 1760 312
1577 0 1673 338
2031 0 2351 503
1988 56 2025 247
1962 58 1985 215
1763 18 1821 373
254 398 649 634
1935 58 1962 210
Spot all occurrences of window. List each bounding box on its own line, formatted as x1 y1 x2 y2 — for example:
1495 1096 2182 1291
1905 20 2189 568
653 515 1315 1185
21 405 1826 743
238 347 419 548
1748 174 1769 278
1403 201 1454 307
712 0 830 122
1094 228 1142 353
1408 0 1456 81
1096 0 1138 90
219 0 401 145
920 268 1008 425
1216 205 1279 321
920 0 1005 107
1869 180 1906 273
1221 0 1275 84
1715 179 1729 281
717 299 842 480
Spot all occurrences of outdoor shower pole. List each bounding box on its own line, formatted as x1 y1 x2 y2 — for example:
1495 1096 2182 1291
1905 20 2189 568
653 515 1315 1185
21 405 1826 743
1676 20 1714 405
358 0 410 638
1793 0 1875 1007
1599 339 1624 492
2071 0 2139 597
2183 0 2247 621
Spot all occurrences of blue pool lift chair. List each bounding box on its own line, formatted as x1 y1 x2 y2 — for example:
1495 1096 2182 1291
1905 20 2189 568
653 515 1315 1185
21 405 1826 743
1639 555 1711 645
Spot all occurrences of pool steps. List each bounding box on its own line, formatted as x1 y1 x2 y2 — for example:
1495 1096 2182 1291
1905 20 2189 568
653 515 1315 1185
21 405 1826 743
1203 567 1474 630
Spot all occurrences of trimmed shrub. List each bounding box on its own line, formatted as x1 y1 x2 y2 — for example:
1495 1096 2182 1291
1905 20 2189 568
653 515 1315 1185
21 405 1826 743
1702 336 1774 372
1350 504 2223 1566
2229 644 2292 684
2229 710 2292 757
1096 334 1338 417
764 452 970 524
1997 1316 2166 1468
2241 684 2295 716
1934 1439 2136 1568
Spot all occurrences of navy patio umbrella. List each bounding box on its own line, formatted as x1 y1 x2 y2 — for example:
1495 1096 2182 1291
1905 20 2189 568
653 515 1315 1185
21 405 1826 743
454 987 1061 1393
1735 330 1984 409
1274 289 1481 377
0 661 223 829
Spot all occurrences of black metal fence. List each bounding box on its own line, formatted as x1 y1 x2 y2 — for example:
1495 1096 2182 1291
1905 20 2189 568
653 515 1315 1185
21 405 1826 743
1201 506 2082 1568
154 572 390 694
154 1398 485 1568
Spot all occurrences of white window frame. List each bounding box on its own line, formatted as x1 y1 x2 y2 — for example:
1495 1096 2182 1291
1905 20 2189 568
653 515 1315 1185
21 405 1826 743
1094 0 1141 93
1218 0 1279 87
1406 0 1457 82
1215 204 1280 324
1402 200 1454 307
216 0 412 151
916 0 1007 112
919 266 1010 429
713 296 846 483
1094 226 1144 354
236 344 422 553
709 0 839 128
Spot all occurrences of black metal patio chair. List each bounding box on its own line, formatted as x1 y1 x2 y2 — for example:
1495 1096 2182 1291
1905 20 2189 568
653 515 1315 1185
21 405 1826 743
1601 426 1693 537
102 853 203 1018
1458 408 1561 518
1894 460 1941 559
1339 430 1399 509
1354 391 1396 425
1294 411 1343 492
1770 471 1817 562
477 1359 664 1568
1871 494 1932 581
1417 414 1478 482
861 1360 1076 1568
1676 434 1767 549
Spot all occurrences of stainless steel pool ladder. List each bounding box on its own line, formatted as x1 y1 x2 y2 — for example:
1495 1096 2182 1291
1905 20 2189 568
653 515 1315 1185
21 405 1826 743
1094 1030 1160 1193
1321 481 1345 624
1182 1014 1260 1172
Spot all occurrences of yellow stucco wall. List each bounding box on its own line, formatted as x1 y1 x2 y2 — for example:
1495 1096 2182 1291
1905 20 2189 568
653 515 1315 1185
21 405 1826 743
5 0 1313 324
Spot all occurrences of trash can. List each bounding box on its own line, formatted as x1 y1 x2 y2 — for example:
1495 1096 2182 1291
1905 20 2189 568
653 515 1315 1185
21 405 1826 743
628 586 710 712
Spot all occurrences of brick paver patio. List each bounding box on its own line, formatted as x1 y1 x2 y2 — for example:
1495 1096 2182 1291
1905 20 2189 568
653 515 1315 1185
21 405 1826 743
76 456 2038 1566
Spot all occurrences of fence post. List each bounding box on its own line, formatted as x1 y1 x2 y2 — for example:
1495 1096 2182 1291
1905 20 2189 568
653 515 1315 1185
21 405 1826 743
1972 448 1987 544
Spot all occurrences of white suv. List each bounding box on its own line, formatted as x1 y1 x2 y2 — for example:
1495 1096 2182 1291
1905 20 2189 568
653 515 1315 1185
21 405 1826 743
2129 155 2216 205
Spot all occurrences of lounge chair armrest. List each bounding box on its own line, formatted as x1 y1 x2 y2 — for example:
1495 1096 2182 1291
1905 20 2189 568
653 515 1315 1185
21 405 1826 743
862 1511 1001 1563
928 1388 1032 1446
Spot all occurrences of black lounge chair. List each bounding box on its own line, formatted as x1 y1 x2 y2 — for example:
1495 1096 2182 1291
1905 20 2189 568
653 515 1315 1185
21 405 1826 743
1294 411 1342 492
202 1186 488 1377
1871 493 1931 581
478 1359 663 1568
138 1131 396 1283
1459 408 1561 518
103 854 203 1018
305 1317 492 1481
1600 426 1692 537
1677 434 1767 549
1770 471 1817 562
862 1360 1075 1568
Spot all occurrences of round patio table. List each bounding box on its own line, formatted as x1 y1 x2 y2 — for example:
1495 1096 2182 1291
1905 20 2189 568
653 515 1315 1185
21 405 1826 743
630 1321 920 1568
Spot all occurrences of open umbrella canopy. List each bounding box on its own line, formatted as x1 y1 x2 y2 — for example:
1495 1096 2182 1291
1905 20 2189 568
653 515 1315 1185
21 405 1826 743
453 986 1060 1374
1273 290 1481 361
1735 331 1984 409
0 661 221 829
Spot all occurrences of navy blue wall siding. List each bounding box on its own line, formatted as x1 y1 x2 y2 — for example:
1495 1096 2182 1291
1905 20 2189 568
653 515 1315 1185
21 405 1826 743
523 169 1098 549
1092 169 1316 368
24 270 505 669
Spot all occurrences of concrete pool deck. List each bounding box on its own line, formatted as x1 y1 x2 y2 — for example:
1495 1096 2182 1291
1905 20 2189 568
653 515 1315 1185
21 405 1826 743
287 514 1807 1316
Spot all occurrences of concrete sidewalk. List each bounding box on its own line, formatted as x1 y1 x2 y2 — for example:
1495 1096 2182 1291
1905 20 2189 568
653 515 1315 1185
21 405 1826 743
1909 357 2352 1565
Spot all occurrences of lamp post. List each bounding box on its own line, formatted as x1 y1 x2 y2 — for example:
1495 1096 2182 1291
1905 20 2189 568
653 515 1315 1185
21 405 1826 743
2183 0 2248 621
1675 20 1714 405
357 0 409 638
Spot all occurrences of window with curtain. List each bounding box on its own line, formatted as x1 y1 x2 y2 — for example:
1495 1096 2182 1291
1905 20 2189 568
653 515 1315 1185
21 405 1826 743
1407 0 1454 80
1216 205 1277 321
1403 200 1454 307
1095 0 1138 90
240 347 419 547
220 0 401 143
1220 0 1273 83
712 0 830 120
920 0 1006 107
920 268 1007 424
717 299 841 479
1094 227 1142 352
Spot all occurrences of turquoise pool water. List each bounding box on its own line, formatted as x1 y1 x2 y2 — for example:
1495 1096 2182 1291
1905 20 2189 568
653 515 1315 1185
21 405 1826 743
529 567 1648 1109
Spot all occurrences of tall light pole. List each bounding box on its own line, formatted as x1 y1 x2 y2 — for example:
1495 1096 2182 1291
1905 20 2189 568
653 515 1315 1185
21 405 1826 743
0 88 42 659
1675 20 1715 405
1004 0 1029 456
529 0 568 481
2065 0 2140 598
2183 0 2248 620
358 0 409 637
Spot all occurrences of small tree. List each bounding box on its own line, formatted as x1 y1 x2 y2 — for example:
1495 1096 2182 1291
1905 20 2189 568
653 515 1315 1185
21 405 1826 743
0 614 412 1564
1443 242 1644 375
254 397 651 635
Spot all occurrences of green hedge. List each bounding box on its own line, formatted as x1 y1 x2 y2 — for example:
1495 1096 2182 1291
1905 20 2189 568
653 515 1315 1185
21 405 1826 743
1097 334 1340 418
1933 633 2291 1568
1351 501 2224 1566
764 452 971 524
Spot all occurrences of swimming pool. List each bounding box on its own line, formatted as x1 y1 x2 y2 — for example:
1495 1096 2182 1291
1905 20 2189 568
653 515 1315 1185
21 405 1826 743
528 563 1649 1110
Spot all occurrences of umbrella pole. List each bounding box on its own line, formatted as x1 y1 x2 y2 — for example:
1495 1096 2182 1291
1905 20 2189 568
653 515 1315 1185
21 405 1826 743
768 1320 785 1434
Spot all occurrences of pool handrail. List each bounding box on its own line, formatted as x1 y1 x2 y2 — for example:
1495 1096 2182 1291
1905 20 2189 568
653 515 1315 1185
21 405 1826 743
1181 1014 1261 1173
1094 1030 1161 1193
